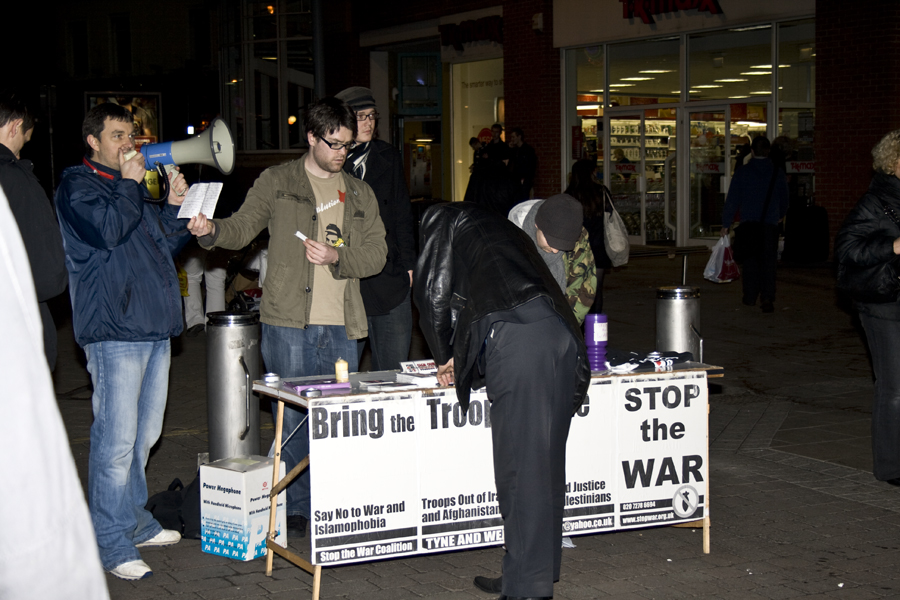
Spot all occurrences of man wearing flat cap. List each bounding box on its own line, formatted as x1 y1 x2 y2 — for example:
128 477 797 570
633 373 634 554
415 201 590 600
335 86 416 371
509 194 597 324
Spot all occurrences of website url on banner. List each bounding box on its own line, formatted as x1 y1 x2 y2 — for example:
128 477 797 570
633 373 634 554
562 516 614 532
620 512 674 525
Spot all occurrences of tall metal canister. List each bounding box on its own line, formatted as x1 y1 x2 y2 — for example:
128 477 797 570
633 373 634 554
656 286 702 361
206 312 261 461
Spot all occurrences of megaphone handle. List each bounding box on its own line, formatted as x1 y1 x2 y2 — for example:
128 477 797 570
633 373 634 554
155 163 170 201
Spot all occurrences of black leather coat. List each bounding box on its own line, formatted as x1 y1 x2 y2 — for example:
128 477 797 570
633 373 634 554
835 173 900 315
414 201 590 411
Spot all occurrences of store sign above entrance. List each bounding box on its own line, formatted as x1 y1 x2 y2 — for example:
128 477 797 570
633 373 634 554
619 0 723 25
439 16 503 52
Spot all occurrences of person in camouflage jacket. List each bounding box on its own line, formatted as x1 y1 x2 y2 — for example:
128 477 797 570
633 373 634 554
562 226 597 324
509 195 597 324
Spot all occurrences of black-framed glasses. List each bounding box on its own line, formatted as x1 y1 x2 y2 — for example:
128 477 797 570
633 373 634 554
356 112 379 122
317 136 353 151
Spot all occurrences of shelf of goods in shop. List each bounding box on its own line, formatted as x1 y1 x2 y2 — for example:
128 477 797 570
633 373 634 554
645 211 673 241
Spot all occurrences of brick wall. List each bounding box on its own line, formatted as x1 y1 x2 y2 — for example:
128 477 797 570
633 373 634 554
817 0 900 252
503 0 560 199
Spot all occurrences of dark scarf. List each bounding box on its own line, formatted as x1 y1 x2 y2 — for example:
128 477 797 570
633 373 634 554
347 141 371 180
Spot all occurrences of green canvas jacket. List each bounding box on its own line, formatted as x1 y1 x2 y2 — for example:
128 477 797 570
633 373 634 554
201 157 387 339
563 227 597 324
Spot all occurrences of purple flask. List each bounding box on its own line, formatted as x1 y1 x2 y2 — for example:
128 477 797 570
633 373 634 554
584 313 607 372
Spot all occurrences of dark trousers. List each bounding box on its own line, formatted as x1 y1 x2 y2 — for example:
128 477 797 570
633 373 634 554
356 288 412 371
740 223 779 304
483 316 577 598
860 313 900 480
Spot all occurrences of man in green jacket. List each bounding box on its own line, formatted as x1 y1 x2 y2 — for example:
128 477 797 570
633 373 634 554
188 97 387 538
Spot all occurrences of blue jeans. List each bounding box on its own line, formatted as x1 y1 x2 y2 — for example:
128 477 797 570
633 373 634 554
261 323 357 518
85 340 170 571
357 288 412 371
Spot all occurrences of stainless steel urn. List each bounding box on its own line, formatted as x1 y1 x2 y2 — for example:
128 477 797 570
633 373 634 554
206 311 261 461
656 286 702 362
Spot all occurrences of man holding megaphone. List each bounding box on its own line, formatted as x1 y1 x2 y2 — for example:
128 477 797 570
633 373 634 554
55 102 193 581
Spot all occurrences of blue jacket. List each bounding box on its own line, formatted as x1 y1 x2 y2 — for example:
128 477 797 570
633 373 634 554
55 158 191 346
722 157 789 227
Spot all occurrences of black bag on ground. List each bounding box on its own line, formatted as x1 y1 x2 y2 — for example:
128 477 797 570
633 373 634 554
782 199 830 263
181 473 202 539
145 471 202 539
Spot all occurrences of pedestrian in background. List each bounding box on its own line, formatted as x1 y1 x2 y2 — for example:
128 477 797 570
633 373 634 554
721 136 788 313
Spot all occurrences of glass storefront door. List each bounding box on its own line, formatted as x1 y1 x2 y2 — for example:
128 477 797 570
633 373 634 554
397 116 442 199
608 114 641 239
451 58 504 203
688 109 728 239
688 104 768 240
607 110 677 244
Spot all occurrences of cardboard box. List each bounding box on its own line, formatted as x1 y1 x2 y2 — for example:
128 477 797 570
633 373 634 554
200 455 286 561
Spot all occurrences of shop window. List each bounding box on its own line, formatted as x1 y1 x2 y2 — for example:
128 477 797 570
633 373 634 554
254 70 279 150
608 37 680 105
249 0 278 40
222 46 243 149
221 0 242 46
778 20 814 105
220 0 314 151
688 26 772 102
778 19 815 205
451 58 503 202
398 54 441 115
567 46 605 174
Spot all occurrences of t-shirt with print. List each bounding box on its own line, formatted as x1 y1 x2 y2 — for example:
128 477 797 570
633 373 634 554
306 167 347 326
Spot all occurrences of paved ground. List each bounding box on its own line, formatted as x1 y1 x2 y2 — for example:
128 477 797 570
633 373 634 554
52 251 900 599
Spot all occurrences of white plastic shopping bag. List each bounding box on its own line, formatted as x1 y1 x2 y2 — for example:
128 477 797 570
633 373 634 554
704 236 740 283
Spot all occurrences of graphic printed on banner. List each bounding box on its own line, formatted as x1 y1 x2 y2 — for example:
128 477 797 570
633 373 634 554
310 394 421 565
614 372 708 528
563 379 617 535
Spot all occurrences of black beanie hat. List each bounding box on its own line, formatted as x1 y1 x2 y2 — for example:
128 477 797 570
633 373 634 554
535 194 583 252
335 87 376 112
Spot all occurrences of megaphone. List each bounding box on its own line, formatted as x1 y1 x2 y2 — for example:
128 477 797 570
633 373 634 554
137 117 235 175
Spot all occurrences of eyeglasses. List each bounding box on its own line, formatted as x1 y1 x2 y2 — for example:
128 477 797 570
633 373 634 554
317 136 353 151
356 112 379 122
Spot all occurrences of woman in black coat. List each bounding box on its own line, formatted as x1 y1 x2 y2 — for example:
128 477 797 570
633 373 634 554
565 159 612 313
835 129 900 485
